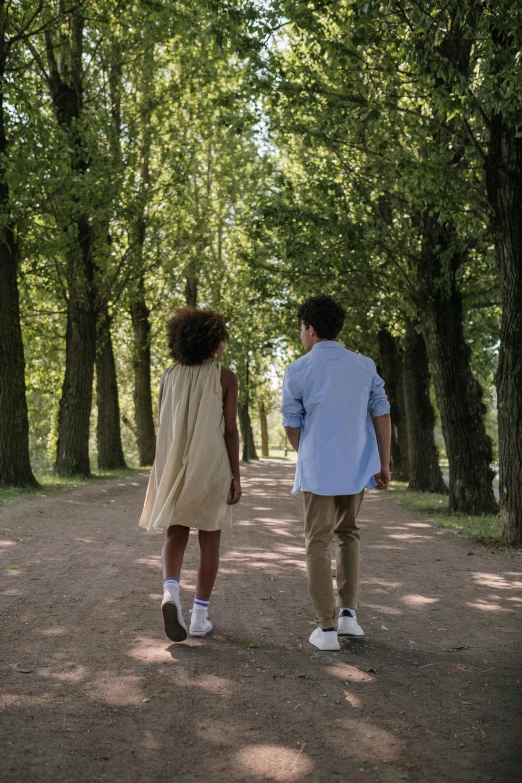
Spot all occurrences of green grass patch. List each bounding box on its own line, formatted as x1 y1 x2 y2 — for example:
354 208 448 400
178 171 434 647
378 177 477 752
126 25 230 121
0 467 146 508
389 481 501 544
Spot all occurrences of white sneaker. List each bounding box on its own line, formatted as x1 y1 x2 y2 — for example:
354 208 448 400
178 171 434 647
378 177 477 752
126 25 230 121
189 608 213 637
337 610 364 637
161 588 187 642
309 627 340 651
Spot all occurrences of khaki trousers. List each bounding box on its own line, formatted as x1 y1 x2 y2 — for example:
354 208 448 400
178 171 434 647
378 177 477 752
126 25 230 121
302 489 365 629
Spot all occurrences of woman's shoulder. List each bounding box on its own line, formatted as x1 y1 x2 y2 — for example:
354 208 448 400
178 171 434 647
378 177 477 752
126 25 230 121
220 366 238 387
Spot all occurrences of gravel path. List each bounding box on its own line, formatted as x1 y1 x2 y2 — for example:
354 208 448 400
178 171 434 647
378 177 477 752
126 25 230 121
1 459 521 782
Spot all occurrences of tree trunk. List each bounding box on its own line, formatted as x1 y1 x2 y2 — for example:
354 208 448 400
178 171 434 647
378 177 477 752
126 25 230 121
184 276 198 307
377 329 409 481
417 215 497 514
130 287 156 466
45 11 97 477
238 402 258 460
485 117 522 545
402 319 447 494
55 252 96 476
96 309 126 470
128 48 156 467
259 401 269 457
0 53 37 486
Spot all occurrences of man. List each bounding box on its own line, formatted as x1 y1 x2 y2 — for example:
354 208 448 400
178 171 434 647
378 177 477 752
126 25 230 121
281 294 391 651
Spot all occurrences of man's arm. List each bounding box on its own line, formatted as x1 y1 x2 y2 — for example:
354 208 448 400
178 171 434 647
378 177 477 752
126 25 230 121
284 426 300 453
373 413 391 489
280 366 304 451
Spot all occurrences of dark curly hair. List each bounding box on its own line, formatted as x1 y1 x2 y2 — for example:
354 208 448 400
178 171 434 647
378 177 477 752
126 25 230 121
166 307 229 365
297 295 346 340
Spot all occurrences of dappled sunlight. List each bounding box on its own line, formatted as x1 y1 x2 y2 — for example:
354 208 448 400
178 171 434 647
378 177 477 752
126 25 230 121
344 690 362 707
325 663 375 683
37 626 70 637
336 719 399 763
142 730 161 751
0 694 52 710
172 670 238 696
128 635 178 664
136 556 161 569
37 663 88 684
88 673 145 706
401 594 440 607
404 522 432 529
235 744 314 781
387 533 432 541
467 600 512 613
363 603 403 615
472 572 522 590
0 540 16 547
363 578 403 589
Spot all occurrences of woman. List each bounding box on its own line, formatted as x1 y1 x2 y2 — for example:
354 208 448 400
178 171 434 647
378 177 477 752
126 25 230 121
139 307 242 642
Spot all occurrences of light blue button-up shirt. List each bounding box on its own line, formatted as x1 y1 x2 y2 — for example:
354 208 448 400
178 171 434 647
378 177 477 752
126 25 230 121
280 341 390 496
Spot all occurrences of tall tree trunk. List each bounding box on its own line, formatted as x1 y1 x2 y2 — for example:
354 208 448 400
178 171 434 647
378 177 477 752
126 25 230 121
377 329 409 481
55 259 96 476
130 284 156 466
45 11 97 476
184 275 198 307
96 309 126 470
417 215 497 514
238 402 258 460
485 117 522 545
0 49 37 486
259 401 269 457
128 48 155 466
402 319 447 494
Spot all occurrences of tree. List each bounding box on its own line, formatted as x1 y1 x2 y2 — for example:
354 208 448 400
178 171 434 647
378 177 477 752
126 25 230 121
0 1 44 487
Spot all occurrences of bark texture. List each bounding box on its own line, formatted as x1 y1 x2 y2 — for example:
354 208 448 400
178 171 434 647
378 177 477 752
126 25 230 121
238 403 259 461
377 329 409 481
96 310 126 470
259 402 269 457
128 51 155 467
417 215 497 514
485 117 522 545
130 287 156 466
402 320 447 494
0 41 37 487
47 12 97 476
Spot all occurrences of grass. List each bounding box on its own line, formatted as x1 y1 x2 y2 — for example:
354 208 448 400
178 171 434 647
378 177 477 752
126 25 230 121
389 481 501 544
0 467 146 508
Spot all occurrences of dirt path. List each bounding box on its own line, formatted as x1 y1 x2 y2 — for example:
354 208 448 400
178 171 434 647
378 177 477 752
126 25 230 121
1 460 521 783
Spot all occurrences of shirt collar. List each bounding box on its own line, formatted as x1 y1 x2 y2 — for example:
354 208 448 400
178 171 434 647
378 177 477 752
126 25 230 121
311 341 340 351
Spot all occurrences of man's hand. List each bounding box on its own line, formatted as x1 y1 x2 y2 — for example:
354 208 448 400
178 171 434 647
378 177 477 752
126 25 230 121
374 465 391 490
227 478 242 505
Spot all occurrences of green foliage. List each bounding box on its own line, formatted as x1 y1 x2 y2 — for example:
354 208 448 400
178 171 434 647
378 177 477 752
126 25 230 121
6 0 516 484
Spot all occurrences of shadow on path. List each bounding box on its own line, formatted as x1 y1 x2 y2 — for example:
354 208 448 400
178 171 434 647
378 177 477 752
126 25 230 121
1 460 521 782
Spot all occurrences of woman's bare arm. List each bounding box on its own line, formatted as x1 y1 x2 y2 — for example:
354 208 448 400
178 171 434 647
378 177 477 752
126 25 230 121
221 368 242 505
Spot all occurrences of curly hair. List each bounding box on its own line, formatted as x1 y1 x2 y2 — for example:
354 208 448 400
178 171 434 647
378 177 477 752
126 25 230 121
297 295 346 340
166 307 229 365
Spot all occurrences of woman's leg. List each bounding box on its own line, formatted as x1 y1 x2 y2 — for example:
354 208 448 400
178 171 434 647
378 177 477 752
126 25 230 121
195 529 221 599
162 525 190 580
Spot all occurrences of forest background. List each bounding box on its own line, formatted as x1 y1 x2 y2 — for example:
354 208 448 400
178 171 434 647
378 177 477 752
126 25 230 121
0 1 520 546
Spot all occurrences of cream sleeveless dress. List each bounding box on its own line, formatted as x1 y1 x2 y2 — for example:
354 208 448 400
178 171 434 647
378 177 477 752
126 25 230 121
139 359 233 532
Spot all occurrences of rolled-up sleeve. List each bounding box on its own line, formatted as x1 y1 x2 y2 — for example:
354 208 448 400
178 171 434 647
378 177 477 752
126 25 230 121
281 366 304 428
368 364 390 418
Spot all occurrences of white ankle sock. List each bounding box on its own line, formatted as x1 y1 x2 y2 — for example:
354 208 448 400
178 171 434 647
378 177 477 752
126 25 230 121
164 578 179 594
193 596 209 613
